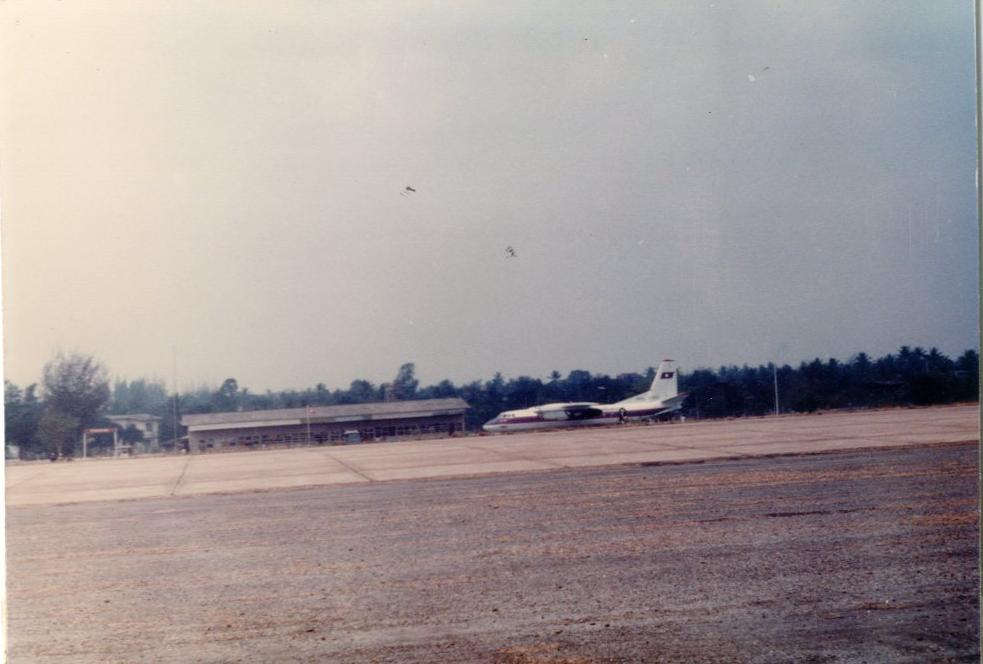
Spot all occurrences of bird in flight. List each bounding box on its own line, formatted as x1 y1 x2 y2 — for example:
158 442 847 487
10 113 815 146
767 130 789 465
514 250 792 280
401 186 417 197
505 246 517 258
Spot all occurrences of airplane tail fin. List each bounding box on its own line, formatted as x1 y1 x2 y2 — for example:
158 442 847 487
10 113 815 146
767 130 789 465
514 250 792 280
614 359 680 406
648 359 678 401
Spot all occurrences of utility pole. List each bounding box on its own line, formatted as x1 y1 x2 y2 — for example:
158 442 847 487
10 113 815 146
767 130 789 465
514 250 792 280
306 406 312 444
773 364 780 416
172 347 180 452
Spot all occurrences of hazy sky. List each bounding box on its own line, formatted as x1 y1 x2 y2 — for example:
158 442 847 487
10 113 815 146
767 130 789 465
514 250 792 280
1 2 977 392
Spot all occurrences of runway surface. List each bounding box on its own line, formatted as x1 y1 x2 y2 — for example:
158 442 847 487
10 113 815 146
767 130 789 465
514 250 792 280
6 441 979 663
5 404 977 506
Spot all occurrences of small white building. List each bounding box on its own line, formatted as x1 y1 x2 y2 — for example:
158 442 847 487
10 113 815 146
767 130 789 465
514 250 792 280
107 414 162 451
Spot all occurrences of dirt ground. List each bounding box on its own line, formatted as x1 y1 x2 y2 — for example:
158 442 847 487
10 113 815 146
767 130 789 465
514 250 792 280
6 442 979 663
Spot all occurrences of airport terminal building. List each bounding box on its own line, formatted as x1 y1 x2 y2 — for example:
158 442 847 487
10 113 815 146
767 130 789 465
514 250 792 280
181 398 469 452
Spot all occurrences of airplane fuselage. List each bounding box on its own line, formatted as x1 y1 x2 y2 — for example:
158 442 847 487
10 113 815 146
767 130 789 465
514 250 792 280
482 401 674 433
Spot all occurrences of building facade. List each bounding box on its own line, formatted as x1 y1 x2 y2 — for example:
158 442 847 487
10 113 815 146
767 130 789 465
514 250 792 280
181 398 469 452
107 414 163 451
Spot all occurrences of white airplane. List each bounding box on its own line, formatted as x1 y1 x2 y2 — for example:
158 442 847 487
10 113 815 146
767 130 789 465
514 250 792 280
482 360 686 433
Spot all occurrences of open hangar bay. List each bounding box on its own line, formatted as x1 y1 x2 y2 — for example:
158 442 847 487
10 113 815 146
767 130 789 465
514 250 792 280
6 405 979 663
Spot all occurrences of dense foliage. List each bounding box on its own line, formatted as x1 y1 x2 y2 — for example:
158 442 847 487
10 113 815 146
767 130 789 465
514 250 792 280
8 353 112 457
4 347 978 458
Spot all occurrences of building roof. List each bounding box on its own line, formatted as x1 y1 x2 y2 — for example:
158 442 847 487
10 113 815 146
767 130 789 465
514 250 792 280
107 414 162 422
181 398 469 431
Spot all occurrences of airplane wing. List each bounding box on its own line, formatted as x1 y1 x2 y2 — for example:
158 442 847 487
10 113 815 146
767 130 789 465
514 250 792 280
536 402 603 421
536 402 595 412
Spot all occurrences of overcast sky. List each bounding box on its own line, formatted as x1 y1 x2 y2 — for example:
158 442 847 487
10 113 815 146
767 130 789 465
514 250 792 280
1 1 977 392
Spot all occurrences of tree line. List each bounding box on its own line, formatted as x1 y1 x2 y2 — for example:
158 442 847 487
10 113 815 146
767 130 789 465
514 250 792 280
5 347 978 459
